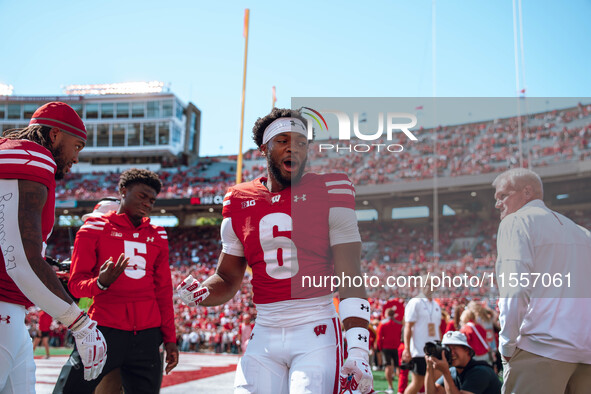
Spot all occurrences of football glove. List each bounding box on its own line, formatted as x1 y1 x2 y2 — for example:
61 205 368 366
176 275 210 307
339 348 374 394
70 314 107 381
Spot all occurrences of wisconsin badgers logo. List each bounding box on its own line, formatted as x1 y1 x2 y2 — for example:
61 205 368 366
314 324 327 336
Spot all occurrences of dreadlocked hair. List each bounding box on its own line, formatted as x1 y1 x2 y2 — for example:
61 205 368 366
118 168 162 195
2 125 53 150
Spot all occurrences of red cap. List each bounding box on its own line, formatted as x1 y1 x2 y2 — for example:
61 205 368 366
29 102 87 142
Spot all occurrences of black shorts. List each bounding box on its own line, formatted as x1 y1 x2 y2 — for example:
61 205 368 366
53 326 163 394
411 357 427 376
37 330 50 338
381 348 399 367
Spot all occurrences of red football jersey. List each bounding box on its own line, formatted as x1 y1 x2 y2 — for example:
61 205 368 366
68 211 176 343
223 173 356 304
0 138 57 308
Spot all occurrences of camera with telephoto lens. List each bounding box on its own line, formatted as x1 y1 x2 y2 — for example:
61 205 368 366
45 256 71 272
424 340 452 364
45 256 78 301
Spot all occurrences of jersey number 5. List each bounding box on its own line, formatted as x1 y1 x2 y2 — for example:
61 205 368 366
259 213 299 279
124 241 147 279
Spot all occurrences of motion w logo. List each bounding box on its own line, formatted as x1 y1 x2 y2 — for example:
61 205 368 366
314 324 327 336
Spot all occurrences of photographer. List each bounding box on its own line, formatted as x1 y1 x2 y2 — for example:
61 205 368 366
425 331 501 394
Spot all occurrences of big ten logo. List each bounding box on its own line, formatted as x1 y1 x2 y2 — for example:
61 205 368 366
302 107 418 153
241 199 256 209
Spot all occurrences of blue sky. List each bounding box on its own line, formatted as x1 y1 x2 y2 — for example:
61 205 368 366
1 0 590 156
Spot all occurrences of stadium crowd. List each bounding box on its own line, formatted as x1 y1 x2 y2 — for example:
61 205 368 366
54 104 591 200
36 208 591 366
16 103 588 394
36 211 511 357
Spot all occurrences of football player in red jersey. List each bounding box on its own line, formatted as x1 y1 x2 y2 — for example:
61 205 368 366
178 108 374 393
0 102 107 393
53 169 178 394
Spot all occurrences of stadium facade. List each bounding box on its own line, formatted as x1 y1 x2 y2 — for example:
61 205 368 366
2 90 590 234
0 85 201 171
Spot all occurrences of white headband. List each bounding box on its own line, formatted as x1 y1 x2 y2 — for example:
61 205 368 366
262 117 307 145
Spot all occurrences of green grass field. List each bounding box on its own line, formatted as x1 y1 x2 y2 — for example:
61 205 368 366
34 346 72 357
35 348 402 392
372 369 398 392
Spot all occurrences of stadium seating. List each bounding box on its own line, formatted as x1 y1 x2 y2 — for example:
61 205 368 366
39 104 591 353
57 104 591 198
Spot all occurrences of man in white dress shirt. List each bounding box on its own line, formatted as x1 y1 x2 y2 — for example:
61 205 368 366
493 168 591 393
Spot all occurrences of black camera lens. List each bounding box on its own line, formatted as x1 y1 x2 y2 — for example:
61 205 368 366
424 340 452 364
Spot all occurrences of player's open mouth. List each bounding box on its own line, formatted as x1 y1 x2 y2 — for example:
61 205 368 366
283 159 298 172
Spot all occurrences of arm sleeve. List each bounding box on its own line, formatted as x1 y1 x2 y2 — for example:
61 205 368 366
1 179 81 326
221 218 245 257
153 240 176 344
496 216 533 357
329 207 361 246
68 228 103 298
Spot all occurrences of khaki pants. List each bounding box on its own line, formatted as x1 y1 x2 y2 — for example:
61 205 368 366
502 348 591 394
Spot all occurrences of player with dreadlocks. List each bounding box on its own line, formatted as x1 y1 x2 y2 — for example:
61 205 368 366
0 102 107 392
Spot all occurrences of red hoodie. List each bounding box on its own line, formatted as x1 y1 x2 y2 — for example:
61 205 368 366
69 211 175 343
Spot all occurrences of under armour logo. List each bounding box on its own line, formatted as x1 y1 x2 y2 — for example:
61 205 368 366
0 315 10 324
360 305 369 312
314 324 327 336
271 195 281 203
358 334 368 342
294 194 306 202
133 233 139 238
146 237 154 242
290 120 296 126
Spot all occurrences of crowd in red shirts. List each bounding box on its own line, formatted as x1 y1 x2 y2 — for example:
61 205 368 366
38 204 591 358
53 104 591 201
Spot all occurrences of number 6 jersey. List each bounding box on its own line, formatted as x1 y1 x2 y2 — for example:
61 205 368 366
222 173 360 311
